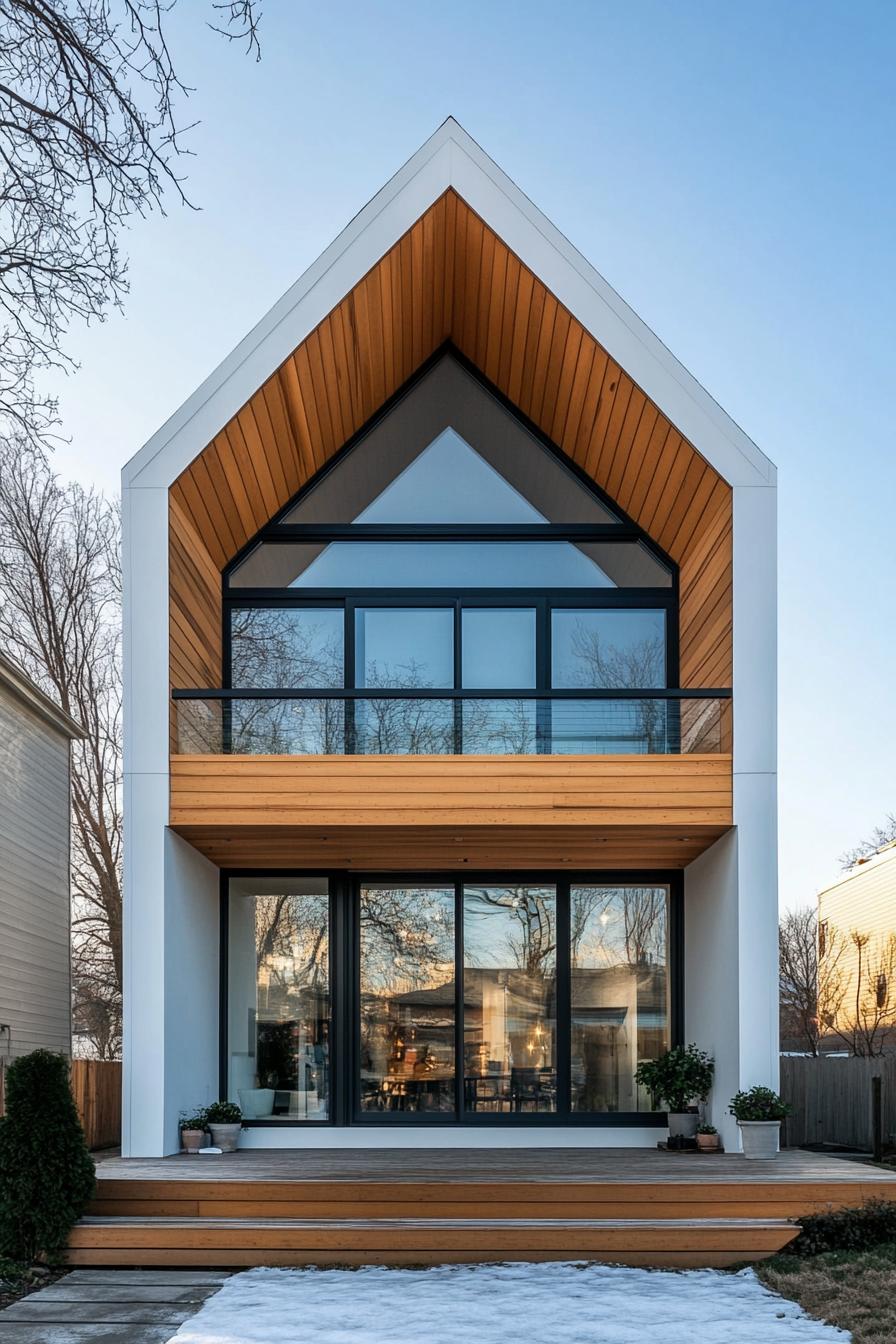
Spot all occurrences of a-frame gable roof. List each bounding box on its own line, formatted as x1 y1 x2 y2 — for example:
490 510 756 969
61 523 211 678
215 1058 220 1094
123 117 773 499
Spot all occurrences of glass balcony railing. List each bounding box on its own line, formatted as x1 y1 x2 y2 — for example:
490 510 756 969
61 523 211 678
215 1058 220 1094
172 689 731 756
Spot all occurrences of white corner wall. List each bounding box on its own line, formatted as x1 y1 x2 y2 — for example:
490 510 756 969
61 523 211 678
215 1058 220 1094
685 479 778 1154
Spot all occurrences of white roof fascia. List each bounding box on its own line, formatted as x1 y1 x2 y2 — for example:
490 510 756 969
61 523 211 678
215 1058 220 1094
123 118 774 492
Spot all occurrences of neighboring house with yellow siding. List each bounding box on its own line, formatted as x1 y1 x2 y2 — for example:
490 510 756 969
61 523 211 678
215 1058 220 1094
818 842 896 1054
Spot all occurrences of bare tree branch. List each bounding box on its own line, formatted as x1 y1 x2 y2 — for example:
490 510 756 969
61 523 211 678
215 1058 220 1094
0 0 262 442
0 436 121 1057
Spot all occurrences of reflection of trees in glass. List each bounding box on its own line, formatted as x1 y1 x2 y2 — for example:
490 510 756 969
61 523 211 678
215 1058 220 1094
464 887 556 976
571 887 667 969
356 662 453 753
461 700 536 754
230 608 344 752
570 618 665 751
254 894 329 1014
360 887 454 994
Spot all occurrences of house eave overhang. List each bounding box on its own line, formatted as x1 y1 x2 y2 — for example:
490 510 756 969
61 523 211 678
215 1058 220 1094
122 118 775 495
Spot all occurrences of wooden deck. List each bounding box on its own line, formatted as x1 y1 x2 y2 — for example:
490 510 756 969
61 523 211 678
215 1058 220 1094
69 1148 896 1270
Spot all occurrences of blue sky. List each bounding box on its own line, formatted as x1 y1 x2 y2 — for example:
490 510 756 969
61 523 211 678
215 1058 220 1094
48 1 896 911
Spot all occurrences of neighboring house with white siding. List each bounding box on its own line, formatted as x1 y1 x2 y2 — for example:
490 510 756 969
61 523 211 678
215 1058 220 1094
818 842 896 1053
0 651 83 1068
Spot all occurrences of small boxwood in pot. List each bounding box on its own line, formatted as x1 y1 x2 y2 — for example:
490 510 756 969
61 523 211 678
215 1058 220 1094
635 1045 714 1112
729 1086 791 1122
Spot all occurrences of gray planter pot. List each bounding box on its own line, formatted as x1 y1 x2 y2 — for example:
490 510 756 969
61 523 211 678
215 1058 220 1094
667 1111 699 1139
738 1119 780 1159
209 1122 242 1153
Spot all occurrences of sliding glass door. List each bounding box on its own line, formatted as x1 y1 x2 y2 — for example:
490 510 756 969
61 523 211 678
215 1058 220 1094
225 873 678 1126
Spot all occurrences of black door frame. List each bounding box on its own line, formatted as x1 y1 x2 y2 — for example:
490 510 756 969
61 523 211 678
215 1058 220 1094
220 868 683 1129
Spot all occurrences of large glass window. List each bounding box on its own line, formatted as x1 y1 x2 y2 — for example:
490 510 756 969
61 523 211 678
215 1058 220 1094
359 885 456 1114
227 878 330 1121
220 351 680 756
463 885 557 1114
570 886 670 1113
224 875 676 1125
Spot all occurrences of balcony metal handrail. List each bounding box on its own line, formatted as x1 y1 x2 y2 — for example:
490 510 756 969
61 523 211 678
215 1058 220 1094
172 686 732 701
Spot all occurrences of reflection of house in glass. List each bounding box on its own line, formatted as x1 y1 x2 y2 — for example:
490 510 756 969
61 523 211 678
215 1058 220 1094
571 964 668 1113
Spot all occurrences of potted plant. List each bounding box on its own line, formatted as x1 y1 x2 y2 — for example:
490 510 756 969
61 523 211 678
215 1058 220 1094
729 1085 791 1159
179 1109 208 1154
696 1123 721 1152
635 1044 714 1140
205 1101 242 1152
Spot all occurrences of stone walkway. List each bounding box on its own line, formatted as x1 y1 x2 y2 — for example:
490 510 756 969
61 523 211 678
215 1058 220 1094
0 1270 228 1343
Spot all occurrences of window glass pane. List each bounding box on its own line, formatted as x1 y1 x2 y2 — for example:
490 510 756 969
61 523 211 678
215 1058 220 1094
227 878 330 1121
551 610 666 688
355 608 453 689
359 885 456 1113
570 886 670 1113
354 700 454 754
462 608 536 689
230 607 343 687
229 699 346 754
243 542 616 589
463 886 557 1114
461 700 537 753
357 429 547 524
279 355 621 526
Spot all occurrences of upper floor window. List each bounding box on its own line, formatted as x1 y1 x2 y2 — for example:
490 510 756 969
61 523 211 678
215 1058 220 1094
227 355 672 592
219 354 681 755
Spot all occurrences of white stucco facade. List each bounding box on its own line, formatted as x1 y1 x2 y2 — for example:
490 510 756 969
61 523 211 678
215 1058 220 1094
121 119 777 1156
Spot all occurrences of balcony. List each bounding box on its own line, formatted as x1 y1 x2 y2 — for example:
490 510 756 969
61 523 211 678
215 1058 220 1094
169 689 732 872
173 688 730 757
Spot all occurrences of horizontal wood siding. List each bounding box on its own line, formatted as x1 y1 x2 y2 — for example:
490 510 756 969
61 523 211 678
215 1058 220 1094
171 754 732 827
0 681 71 1058
169 754 732 868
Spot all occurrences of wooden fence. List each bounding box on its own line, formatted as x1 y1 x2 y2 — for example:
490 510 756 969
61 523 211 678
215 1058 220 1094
0 1057 121 1150
781 1054 896 1151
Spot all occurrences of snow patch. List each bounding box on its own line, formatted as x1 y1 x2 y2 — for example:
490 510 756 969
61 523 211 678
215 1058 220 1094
170 1262 847 1344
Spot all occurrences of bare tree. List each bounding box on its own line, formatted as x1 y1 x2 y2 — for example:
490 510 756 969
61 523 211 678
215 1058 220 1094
840 815 896 871
779 906 846 1056
0 0 261 441
0 437 121 1057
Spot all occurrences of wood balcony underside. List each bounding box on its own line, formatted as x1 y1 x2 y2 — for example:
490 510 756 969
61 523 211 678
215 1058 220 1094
170 753 732 869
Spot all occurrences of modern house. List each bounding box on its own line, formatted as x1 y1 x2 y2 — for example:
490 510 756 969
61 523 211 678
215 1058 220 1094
121 119 778 1160
0 651 83 1076
817 841 896 1052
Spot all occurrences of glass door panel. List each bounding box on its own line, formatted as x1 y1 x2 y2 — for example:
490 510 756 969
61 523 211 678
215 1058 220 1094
569 885 670 1113
462 885 557 1114
227 878 330 1121
461 607 537 753
358 885 456 1114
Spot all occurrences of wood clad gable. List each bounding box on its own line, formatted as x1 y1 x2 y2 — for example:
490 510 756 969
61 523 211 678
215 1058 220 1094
169 190 731 698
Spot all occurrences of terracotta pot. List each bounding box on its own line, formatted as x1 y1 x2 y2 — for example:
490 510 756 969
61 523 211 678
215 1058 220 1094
209 1122 242 1153
696 1132 720 1152
180 1128 206 1154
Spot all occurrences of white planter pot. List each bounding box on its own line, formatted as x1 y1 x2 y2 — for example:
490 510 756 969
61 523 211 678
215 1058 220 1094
239 1087 276 1119
667 1111 699 1139
209 1122 242 1153
738 1120 781 1159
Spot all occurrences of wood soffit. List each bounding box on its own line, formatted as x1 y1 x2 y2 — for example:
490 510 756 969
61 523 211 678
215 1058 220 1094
169 190 731 572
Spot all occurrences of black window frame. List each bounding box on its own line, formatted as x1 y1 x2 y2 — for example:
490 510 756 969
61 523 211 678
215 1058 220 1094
220 868 684 1130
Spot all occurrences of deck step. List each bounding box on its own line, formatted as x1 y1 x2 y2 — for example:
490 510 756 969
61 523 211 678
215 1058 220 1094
68 1215 799 1269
